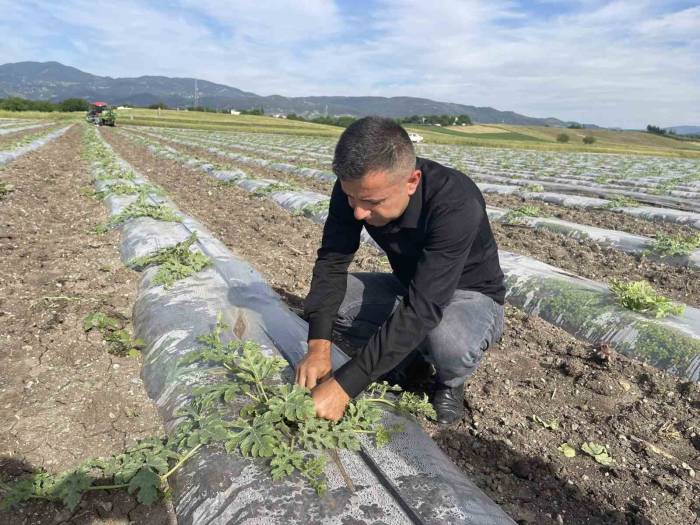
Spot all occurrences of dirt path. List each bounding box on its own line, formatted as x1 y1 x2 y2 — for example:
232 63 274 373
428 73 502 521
122 130 700 307
0 125 171 524
103 128 699 525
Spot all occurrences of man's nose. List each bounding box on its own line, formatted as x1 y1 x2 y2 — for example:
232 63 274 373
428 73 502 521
354 206 371 221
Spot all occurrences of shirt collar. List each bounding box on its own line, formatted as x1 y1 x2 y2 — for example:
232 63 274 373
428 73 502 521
394 158 423 229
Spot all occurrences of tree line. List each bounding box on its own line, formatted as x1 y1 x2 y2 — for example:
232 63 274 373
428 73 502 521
0 96 91 112
287 113 473 128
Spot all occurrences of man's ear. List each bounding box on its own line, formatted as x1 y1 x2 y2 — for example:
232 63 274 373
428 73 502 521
407 169 421 195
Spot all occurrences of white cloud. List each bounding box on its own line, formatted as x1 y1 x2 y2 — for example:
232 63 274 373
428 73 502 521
0 0 698 127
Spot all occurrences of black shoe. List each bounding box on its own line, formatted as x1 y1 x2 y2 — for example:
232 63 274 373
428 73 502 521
432 382 465 425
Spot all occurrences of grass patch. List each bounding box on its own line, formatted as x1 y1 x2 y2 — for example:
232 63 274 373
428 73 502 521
294 199 329 217
502 205 543 224
0 181 14 199
609 280 685 318
83 312 144 357
602 196 640 209
129 233 212 288
252 181 296 196
648 233 700 257
103 195 181 230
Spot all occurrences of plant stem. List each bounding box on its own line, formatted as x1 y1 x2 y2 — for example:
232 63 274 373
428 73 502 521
86 482 129 491
162 443 203 481
363 398 395 408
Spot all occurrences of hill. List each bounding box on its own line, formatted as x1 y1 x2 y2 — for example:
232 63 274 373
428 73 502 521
666 125 700 135
0 61 581 127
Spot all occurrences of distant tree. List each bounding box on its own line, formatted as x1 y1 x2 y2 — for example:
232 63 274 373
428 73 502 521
286 113 306 121
241 106 265 115
310 115 357 128
0 97 59 112
58 98 89 112
397 114 471 126
567 123 584 129
556 133 570 143
148 102 169 109
646 124 666 135
582 135 596 144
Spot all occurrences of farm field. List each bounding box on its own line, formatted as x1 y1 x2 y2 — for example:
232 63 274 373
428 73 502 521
0 117 698 524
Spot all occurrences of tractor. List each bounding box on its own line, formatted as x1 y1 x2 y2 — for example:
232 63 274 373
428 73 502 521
86 102 116 126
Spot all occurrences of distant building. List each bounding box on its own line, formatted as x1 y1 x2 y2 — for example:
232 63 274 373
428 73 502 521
271 113 287 119
230 110 241 115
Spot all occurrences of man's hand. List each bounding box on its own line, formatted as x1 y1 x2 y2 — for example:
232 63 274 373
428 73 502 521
312 377 350 421
295 339 332 389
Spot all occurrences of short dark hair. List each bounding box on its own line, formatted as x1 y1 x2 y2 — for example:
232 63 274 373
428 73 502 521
332 116 415 181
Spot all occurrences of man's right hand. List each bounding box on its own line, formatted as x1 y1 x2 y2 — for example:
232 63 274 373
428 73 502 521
295 339 332 389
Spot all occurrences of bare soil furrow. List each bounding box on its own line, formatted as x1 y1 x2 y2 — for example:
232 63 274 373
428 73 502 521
0 125 171 524
103 127 699 525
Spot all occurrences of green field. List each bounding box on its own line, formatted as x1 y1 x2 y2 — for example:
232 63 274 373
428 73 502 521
3 108 699 157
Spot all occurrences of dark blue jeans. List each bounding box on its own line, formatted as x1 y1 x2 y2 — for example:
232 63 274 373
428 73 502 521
334 273 505 387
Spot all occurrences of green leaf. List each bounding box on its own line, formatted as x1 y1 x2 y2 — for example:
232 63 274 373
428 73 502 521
581 442 614 466
269 445 305 480
83 312 120 332
396 391 437 420
558 443 577 458
53 471 93 511
226 418 279 458
532 415 560 430
267 384 316 422
127 468 162 506
610 280 685 318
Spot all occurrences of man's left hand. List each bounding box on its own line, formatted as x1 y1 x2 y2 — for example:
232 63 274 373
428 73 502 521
311 377 350 421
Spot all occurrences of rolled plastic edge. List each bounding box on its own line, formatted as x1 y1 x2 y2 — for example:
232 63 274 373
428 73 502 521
485 207 700 269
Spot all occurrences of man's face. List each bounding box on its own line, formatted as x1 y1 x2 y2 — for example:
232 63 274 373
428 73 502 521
340 168 421 227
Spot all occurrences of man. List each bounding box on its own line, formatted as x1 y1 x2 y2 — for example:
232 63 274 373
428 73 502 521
295 116 505 425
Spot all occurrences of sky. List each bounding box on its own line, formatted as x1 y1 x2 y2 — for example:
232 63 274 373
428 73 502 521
1 0 699 128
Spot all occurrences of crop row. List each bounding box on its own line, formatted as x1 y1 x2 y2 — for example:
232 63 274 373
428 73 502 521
81 126 516 523
119 128 700 382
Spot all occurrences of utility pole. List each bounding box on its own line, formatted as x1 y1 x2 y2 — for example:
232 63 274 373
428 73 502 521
194 79 199 108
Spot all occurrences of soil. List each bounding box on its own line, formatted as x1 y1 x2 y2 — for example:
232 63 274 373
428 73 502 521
122 129 700 308
0 125 173 523
485 193 696 238
103 128 700 525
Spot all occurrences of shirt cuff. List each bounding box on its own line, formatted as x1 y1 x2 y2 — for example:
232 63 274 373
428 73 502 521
334 358 372 399
307 313 335 341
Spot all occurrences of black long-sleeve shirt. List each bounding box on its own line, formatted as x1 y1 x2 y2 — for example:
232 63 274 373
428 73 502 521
304 157 505 398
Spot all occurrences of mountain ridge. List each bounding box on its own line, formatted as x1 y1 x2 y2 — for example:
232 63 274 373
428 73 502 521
2 60 586 127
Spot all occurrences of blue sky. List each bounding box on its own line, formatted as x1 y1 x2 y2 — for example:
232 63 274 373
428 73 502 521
1 0 699 128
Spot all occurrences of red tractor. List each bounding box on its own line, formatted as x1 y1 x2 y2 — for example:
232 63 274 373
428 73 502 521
86 102 116 126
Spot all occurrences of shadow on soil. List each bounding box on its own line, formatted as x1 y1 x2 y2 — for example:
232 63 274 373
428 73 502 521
0 456 174 525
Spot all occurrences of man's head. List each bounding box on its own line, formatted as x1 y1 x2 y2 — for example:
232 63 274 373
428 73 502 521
333 117 420 227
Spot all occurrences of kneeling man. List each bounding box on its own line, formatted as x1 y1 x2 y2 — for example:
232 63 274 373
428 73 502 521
296 117 505 425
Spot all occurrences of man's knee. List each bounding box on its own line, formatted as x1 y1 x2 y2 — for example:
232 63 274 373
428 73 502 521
424 294 504 384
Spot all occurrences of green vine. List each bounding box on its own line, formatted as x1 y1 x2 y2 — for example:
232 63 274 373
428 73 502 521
0 317 435 510
83 312 144 357
129 233 212 288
